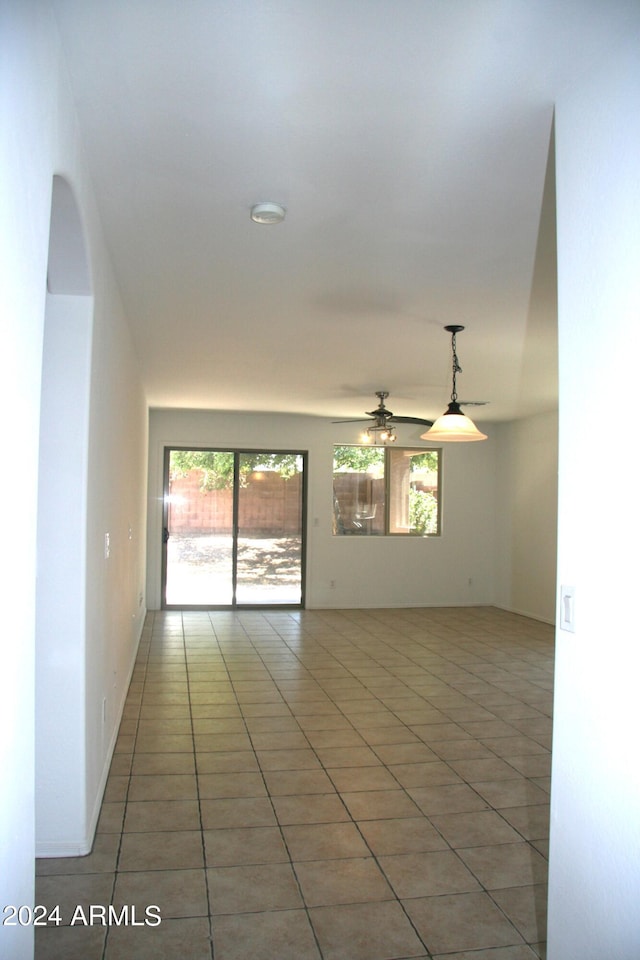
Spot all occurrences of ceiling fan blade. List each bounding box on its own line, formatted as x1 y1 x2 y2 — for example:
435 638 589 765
389 415 434 427
333 393 437 429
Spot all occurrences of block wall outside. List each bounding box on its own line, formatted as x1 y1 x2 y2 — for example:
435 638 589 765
168 470 302 536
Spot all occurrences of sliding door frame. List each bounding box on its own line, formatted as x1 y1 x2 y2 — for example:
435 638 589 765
161 446 308 610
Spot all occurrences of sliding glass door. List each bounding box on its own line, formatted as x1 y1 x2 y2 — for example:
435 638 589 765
162 448 306 608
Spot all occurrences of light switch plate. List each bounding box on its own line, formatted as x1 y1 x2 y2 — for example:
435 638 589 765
560 585 575 632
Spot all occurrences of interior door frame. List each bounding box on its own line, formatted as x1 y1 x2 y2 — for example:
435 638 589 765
161 446 308 610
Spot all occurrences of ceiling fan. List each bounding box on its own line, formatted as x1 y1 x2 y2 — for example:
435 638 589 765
333 390 434 443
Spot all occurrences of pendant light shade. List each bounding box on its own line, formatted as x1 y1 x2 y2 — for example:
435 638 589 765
422 325 487 442
421 401 487 442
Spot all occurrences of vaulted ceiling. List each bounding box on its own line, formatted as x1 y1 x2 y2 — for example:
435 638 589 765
50 0 615 424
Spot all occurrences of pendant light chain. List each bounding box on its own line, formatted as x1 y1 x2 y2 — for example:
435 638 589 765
450 329 462 402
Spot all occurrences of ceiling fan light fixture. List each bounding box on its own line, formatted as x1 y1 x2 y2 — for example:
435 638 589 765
423 325 487 442
363 424 397 445
335 391 433 439
250 202 286 224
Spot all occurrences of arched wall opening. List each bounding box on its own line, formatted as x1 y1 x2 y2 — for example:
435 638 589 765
36 175 95 855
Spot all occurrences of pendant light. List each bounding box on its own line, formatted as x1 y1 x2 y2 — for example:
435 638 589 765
421 325 487 442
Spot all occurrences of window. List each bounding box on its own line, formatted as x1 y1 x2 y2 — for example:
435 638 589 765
333 445 440 536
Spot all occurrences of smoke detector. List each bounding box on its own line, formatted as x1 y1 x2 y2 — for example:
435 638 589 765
250 202 286 224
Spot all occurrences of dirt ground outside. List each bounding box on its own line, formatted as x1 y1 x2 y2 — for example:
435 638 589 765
165 533 303 605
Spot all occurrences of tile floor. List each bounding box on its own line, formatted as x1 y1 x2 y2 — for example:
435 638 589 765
36 606 553 960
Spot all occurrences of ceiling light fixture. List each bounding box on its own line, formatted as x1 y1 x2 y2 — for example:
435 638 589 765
250 202 286 224
361 424 397 445
421 325 487 442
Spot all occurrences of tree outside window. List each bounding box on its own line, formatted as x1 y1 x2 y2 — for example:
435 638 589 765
333 445 440 536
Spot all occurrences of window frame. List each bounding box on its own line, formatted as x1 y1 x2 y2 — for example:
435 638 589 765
332 444 441 537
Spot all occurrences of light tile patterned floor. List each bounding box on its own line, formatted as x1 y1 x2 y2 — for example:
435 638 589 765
36 606 553 959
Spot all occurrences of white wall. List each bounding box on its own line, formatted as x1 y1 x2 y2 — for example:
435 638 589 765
35 224 148 859
36 291 93 853
495 412 558 624
0 3 148 956
493 116 559 626
0 4 53 956
148 407 500 610
548 14 640 960
81 214 149 853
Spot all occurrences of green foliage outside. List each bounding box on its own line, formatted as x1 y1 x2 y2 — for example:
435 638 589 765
333 445 385 474
409 487 438 535
333 445 438 475
170 450 301 491
406 450 439 474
